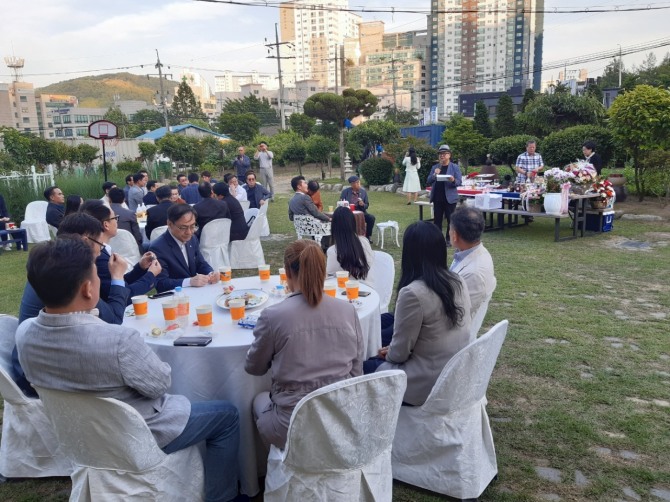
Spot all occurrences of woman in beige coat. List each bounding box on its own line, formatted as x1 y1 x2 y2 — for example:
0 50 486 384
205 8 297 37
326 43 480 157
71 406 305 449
366 221 472 406
245 240 364 449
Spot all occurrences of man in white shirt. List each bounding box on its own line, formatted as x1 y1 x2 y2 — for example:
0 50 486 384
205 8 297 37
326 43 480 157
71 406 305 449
253 142 274 199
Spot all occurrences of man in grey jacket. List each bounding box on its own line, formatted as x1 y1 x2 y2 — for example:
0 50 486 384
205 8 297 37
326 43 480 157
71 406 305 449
16 238 242 502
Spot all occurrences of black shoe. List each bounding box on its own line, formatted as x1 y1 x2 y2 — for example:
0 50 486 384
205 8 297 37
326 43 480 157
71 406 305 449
406 202 411 205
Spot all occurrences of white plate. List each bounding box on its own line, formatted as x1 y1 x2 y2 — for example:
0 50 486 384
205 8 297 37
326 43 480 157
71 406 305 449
216 289 269 310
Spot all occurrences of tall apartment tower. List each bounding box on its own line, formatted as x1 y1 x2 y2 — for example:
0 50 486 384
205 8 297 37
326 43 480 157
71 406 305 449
429 0 544 118
280 0 361 89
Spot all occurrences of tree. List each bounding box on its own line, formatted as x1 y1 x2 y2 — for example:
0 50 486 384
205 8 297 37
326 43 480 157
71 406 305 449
129 109 165 137
516 93 606 138
75 144 100 166
305 135 338 179
488 134 536 174
384 107 418 125
441 115 488 171
103 106 130 139
221 95 279 126
28 136 58 167
0 127 32 166
347 120 400 151
473 101 493 138
493 94 516 138
304 88 378 179
288 113 316 138
609 85 670 200
138 142 158 170
521 88 536 112
171 78 206 123
217 112 260 143
541 125 614 167
281 136 307 175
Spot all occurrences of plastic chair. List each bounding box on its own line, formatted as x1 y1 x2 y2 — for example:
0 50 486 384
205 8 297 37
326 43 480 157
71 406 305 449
264 370 407 502
245 207 270 236
367 251 394 314
35 386 204 502
0 315 72 478
375 221 400 249
391 320 509 500
293 215 331 244
229 203 267 269
150 225 168 241
470 295 492 338
200 218 231 270
108 229 141 272
20 201 51 243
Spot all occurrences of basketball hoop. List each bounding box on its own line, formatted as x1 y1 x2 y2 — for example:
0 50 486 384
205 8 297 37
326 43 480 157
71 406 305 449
88 120 118 182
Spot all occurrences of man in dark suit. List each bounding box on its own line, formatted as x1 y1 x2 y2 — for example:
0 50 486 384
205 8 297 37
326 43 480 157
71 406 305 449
213 182 248 242
289 176 330 222
145 185 174 241
149 204 217 293
180 172 202 204
44 186 65 229
243 171 271 209
193 182 230 238
143 180 159 205
109 188 143 248
339 175 374 239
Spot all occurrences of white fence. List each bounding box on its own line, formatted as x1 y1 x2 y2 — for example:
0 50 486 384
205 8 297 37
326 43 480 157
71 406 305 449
0 165 55 193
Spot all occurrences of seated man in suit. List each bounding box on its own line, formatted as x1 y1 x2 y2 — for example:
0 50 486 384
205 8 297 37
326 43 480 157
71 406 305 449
145 185 174 241
449 206 496 317
16 238 241 501
149 204 218 293
109 187 143 249
180 172 202 204
143 180 159 205
44 185 65 229
213 183 248 242
340 175 375 240
243 171 271 209
288 175 331 222
193 182 230 238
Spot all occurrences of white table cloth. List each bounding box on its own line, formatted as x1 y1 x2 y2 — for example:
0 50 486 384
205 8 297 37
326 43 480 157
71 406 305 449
122 275 381 496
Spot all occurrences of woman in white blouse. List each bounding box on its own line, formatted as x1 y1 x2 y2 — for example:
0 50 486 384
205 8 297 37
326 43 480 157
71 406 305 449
402 146 421 204
326 206 374 286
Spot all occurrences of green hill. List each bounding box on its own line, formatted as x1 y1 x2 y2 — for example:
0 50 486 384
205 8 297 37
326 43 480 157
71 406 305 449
36 72 180 108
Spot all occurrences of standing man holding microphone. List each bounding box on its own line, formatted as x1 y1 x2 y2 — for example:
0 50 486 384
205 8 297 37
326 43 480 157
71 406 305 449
254 142 275 201
427 144 462 247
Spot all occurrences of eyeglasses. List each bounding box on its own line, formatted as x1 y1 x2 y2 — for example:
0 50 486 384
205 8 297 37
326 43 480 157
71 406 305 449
105 215 120 222
175 224 198 232
86 236 105 251
247 178 255 182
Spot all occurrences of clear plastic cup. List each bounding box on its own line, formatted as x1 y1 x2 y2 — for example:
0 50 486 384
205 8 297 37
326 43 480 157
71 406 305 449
219 266 232 283
345 280 360 301
131 295 148 318
258 264 271 282
196 304 213 329
324 280 337 298
336 271 349 289
162 300 177 323
229 299 246 324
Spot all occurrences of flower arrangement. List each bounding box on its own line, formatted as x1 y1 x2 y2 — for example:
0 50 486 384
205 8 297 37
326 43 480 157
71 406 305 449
564 161 597 185
590 179 615 200
543 167 575 193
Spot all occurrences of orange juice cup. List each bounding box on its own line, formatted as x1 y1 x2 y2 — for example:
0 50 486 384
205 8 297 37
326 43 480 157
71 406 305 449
196 305 213 329
328 205 334 212
229 299 246 324
336 271 349 289
345 280 360 301
219 266 232 283
131 295 148 318
324 280 337 297
279 267 287 283
258 264 271 282
162 300 177 322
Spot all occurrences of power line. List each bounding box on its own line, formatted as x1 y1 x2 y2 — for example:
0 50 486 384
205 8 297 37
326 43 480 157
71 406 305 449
0 64 153 79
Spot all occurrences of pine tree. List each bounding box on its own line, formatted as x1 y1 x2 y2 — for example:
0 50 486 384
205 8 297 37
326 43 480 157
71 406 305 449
494 94 516 138
171 78 206 123
473 101 493 138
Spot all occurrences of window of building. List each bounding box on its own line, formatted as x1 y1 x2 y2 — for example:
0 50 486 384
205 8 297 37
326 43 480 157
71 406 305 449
19 95 27 102
63 115 72 124
22 117 30 123
64 128 73 137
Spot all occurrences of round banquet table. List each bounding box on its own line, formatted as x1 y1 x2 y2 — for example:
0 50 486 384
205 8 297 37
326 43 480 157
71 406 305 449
122 274 381 496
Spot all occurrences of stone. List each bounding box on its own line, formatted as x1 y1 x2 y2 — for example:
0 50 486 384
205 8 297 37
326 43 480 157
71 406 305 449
619 450 640 460
651 487 670 501
592 446 612 455
629 344 640 351
545 338 558 344
580 372 594 379
656 371 670 378
650 312 667 319
659 354 670 361
332 183 342 192
625 397 649 406
574 469 589 487
535 466 562 483
539 493 561 501
622 486 642 501
652 399 670 408
611 342 624 348
605 337 622 342
603 431 626 439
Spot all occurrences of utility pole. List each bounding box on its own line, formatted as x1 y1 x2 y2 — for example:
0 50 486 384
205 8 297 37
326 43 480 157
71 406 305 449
387 48 402 113
323 48 340 94
147 50 172 131
618 44 622 87
266 24 294 130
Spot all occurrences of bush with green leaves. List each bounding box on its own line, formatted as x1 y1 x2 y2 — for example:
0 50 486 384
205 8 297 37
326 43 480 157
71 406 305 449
541 125 614 167
359 157 394 186
383 138 437 189
116 160 143 173
488 134 537 174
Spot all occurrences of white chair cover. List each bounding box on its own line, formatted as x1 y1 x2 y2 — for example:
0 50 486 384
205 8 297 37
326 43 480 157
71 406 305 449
265 370 407 502
20 201 51 243
470 295 492 338
229 203 267 269
108 229 141 272
239 200 250 210
244 208 258 227
150 225 168 241
391 320 509 500
200 218 231 270
0 315 72 478
367 251 394 314
293 214 331 244
35 386 204 502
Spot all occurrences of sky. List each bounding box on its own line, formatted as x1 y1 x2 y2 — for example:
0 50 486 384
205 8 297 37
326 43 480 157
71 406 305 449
0 0 668 91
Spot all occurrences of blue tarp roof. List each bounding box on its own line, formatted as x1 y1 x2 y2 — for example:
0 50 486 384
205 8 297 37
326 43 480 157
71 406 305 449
137 123 231 141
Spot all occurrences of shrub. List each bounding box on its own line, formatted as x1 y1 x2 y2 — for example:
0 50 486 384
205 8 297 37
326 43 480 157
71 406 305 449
359 157 394 186
116 160 142 173
384 138 438 189
541 125 614 167
488 134 537 174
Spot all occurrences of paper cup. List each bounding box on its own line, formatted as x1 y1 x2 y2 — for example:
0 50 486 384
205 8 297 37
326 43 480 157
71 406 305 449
229 299 246 324
162 300 177 322
219 266 231 283
258 264 271 282
345 280 360 301
196 304 213 328
131 295 149 318
349 204 356 211
328 205 334 212
336 271 349 289
324 280 337 298
279 267 287 283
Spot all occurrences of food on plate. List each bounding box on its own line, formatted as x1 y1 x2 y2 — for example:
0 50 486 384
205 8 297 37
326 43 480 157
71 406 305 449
223 284 235 295
224 292 260 307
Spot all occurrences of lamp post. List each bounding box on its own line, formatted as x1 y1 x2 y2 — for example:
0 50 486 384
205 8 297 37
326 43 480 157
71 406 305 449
617 44 622 87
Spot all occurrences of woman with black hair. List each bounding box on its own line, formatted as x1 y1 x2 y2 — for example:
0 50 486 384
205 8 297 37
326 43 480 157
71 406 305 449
402 146 421 204
326 206 374 283
64 195 83 216
365 221 472 406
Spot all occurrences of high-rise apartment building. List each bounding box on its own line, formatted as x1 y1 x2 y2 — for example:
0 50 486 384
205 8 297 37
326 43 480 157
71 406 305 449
429 0 544 118
214 71 279 93
280 0 361 89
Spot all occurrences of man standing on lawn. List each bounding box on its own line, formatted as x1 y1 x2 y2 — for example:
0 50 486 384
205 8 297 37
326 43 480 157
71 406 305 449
253 142 275 200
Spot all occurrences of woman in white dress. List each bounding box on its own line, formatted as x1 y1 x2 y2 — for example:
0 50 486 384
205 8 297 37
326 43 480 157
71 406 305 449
402 146 421 204
326 207 374 286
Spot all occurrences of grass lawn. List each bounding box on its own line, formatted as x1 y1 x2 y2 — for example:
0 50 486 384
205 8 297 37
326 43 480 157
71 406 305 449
1 186 669 501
